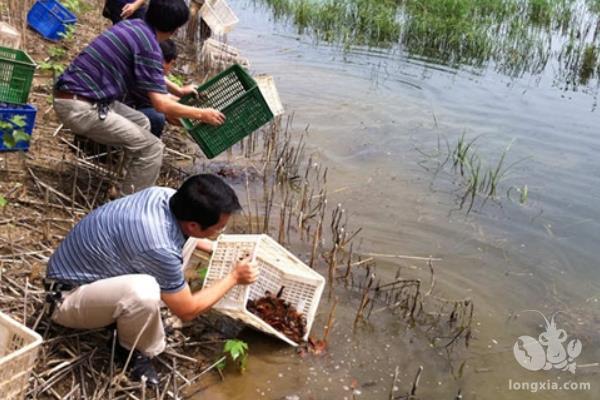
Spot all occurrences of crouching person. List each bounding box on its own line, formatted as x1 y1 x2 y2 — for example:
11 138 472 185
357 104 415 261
54 0 225 194
45 174 258 385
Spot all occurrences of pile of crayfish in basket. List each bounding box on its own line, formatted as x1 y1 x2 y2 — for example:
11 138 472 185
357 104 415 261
247 288 307 343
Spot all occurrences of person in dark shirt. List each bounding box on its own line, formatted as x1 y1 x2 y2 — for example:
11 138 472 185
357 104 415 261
103 0 147 24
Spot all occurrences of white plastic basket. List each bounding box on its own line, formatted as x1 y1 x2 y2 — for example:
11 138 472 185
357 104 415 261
203 38 240 57
0 312 43 399
200 0 239 35
255 75 285 117
200 38 250 71
0 22 21 49
202 234 325 346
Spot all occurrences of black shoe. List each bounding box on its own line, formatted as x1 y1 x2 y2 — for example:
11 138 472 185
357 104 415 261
129 351 160 387
111 339 160 387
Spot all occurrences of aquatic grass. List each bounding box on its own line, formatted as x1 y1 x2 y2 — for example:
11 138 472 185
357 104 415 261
452 133 479 177
262 0 402 46
579 44 599 84
258 0 600 90
445 135 529 213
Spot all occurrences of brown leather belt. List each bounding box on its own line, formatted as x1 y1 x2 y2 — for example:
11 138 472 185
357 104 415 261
54 90 96 104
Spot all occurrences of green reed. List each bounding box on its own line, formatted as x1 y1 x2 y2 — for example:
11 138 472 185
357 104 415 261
262 0 401 46
449 135 527 213
258 0 600 89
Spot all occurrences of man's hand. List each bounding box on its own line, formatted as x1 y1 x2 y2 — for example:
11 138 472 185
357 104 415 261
121 0 143 18
179 84 198 97
201 108 226 126
230 256 259 285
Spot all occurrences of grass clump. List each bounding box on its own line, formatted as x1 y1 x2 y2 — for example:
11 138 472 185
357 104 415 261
449 134 528 213
259 0 600 90
263 0 401 46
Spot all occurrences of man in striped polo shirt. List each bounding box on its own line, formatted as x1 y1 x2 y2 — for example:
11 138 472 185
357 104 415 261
46 174 258 385
54 0 225 194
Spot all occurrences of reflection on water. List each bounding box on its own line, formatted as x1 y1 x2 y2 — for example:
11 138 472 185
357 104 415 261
258 0 600 93
195 0 600 398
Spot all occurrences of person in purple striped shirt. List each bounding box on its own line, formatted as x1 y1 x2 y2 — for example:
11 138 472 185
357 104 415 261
54 0 224 194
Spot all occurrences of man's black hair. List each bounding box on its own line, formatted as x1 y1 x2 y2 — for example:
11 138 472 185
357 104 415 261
170 174 242 229
146 0 189 33
160 39 178 63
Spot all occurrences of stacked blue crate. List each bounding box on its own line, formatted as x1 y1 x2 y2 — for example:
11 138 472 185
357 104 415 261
27 0 77 41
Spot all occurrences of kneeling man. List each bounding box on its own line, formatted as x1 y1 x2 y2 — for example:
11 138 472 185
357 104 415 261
46 174 258 385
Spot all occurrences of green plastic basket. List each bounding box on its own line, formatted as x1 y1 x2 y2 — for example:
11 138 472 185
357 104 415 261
0 46 36 104
180 64 274 159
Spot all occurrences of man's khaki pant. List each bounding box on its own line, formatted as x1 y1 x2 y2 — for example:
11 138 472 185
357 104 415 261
54 98 164 194
52 275 165 357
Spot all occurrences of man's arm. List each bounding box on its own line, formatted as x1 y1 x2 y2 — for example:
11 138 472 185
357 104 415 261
161 257 258 321
196 238 215 253
147 91 225 125
121 0 145 18
165 77 197 98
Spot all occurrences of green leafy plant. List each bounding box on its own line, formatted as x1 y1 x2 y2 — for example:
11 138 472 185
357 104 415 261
0 195 7 208
62 0 82 14
48 45 66 59
168 73 185 87
1 115 30 149
219 339 249 372
58 25 77 42
62 0 92 14
40 44 68 75
39 60 66 75
196 266 208 283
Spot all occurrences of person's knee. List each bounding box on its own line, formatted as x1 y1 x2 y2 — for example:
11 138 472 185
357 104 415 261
139 114 151 131
126 275 161 310
148 139 165 160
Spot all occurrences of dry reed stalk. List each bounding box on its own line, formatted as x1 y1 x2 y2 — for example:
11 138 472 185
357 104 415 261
321 297 338 344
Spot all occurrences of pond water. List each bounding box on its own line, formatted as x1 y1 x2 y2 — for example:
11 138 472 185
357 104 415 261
197 1 600 399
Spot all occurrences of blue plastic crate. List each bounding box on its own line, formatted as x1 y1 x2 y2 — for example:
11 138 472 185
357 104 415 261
0 103 37 152
27 0 77 41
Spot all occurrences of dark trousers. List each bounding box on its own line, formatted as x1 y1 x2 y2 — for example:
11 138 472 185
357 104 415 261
138 107 166 138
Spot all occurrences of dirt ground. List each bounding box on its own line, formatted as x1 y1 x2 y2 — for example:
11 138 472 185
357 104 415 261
0 2 246 398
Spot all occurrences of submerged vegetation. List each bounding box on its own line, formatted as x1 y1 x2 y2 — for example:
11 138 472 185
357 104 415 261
258 0 600 90
451 135 528 213
417 134 529 214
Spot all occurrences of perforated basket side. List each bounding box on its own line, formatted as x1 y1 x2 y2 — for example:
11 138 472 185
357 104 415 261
194 89 271 158
254 235 325 340
255 75 284 117
0 23 21 49
0 46 36 104
180 65 273 159
203 235 260 310
200 0 239 35
202 51 250 76
0 313 43 399
181 64 255 124
203 38 240 57
205 235 325 346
